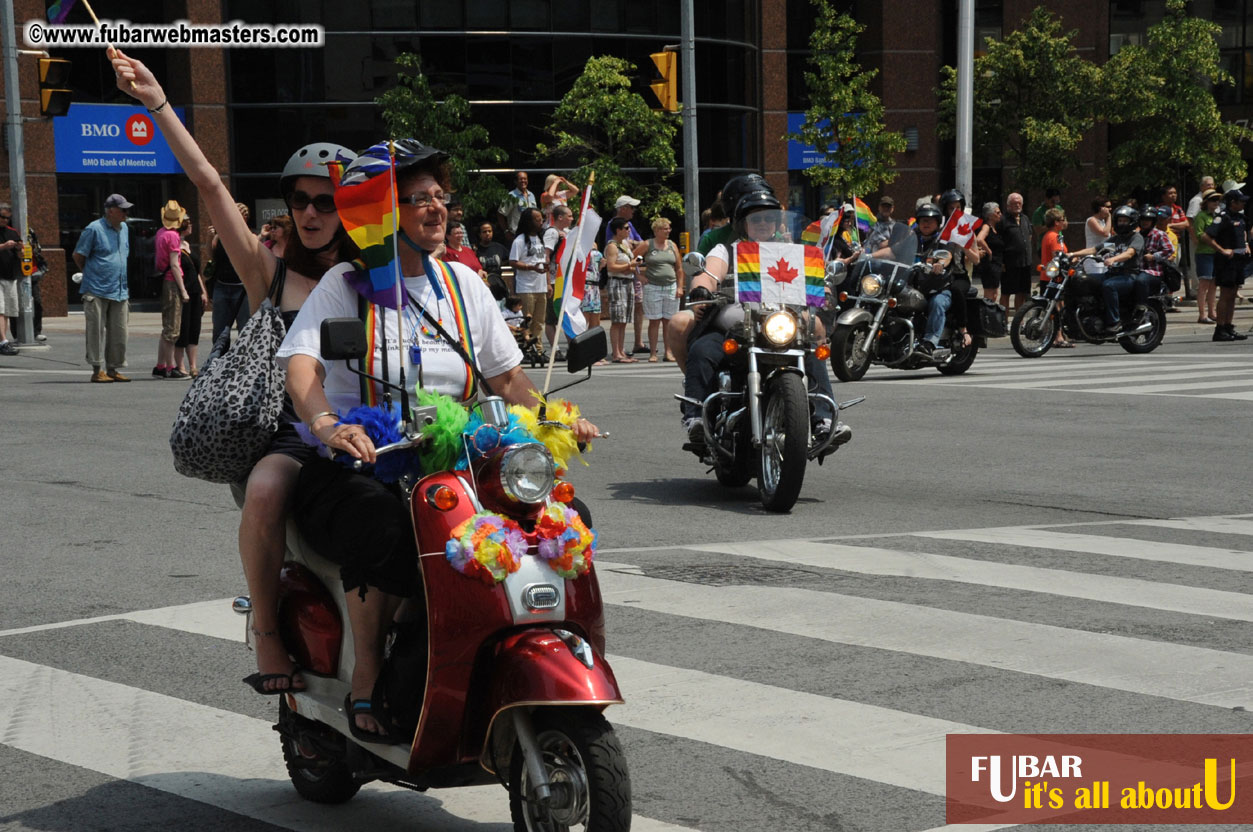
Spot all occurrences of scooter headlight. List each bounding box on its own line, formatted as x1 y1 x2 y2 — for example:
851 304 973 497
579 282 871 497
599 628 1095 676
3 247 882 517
761 310 798 346
860 275 884 297
500 444 555 504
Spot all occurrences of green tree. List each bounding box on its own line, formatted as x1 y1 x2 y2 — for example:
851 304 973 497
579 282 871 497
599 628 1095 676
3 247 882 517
535 56 682 217
937 7 1100 202
1101 0 1251 194
376 52 508 219
788 0 906 198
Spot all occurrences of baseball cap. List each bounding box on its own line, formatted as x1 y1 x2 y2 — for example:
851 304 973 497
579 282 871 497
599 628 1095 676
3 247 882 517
104 193 133 210
614 195 640 209
878 195 894 206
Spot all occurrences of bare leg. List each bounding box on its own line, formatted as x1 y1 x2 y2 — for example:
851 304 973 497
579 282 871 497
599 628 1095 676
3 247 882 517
647 318 662 359
174 346 186 373
1216 285 1238 327
344 587 402 735
158 338 176 369
668 309 695 373
186 344 199 370
662 318 675 360
239 454 305 692
610 321 627 360
632 303 644 351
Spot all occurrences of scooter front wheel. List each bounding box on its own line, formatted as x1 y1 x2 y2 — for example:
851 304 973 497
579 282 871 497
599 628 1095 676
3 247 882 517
509 708 631 832
279 697 361 804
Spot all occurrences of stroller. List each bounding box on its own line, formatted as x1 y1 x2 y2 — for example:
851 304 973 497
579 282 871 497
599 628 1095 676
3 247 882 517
513 315 548 368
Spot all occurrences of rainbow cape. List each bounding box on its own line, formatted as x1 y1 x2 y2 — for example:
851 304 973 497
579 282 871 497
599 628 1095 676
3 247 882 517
734 241 824 307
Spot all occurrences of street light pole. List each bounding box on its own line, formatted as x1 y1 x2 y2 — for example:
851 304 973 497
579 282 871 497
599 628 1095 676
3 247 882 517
0 0 34 343
955 0 974 201
680 0 699 247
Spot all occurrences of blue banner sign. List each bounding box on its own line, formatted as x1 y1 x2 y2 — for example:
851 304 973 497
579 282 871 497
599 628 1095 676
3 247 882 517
787 113 837 171
54 103 185 174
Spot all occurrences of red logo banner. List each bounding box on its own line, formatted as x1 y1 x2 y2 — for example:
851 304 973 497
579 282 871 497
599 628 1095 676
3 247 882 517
946 734 1253 824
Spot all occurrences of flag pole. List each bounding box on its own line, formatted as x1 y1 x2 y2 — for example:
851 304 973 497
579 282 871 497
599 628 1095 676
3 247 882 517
388 140 412 425
541 171 594 396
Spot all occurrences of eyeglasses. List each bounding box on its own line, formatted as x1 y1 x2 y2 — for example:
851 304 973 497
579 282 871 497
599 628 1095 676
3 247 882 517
397 191 451 210
287 191 337 214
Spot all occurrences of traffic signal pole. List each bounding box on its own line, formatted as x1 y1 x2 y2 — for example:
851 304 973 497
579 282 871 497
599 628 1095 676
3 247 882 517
680 0 698 248
0 0 35 343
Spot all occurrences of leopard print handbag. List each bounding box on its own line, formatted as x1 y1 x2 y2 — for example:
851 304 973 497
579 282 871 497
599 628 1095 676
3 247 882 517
169 267 288 483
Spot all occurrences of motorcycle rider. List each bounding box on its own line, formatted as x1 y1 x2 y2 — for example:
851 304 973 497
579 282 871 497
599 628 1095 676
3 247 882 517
1068 205 1147 335
912 197 977 357
1200 188 1251 341
680 188 848 451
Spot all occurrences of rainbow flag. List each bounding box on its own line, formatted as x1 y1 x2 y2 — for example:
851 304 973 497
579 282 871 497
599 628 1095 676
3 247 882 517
334 160 402 307
852 197 875 235
47 0 77 23
734 242 824 307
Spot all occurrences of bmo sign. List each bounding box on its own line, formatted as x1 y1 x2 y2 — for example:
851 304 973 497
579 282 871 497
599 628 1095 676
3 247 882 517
54 103 183 174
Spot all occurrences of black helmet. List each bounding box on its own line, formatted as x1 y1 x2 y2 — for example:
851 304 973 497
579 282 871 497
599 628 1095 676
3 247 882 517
279 142 357 196
1112 204 1139 233
915 203 943 223
1225 188 1248 204
340 138 449 187
720 173 773 218
733 189 781 225
940 189 966 211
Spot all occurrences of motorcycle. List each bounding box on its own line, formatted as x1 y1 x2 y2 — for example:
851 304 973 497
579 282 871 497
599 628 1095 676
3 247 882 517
827 251 1003 382
677 240 862 513
1010 247 1167 357
231 322 633 831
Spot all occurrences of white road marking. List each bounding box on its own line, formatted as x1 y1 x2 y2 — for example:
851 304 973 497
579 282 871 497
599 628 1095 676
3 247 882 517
971 366 1253 390
0 656 695 831
1123 516 1253 536
689 539 1253 621
913 527 1253 572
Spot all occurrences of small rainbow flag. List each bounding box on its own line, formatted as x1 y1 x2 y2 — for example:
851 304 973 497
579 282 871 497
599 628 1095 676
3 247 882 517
332 142 417 309
803 245 825 306
734 242 825 307
852 197 875 235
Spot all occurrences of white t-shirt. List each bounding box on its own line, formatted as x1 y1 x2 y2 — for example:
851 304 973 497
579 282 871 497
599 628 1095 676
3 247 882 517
276 261 523 414
510 234 547 294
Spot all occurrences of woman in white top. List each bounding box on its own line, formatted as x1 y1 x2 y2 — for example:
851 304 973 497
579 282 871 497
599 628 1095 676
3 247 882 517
1085 197 1113 249
508 208 549 346
279 142 597 741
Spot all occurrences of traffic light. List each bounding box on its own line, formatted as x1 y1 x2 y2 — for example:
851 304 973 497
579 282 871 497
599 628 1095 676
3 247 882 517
649 51 678 113
38 57 72 117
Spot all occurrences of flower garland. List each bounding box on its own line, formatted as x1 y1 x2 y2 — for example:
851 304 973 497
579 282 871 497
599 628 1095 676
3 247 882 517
533 503 597 579
445 513 528 585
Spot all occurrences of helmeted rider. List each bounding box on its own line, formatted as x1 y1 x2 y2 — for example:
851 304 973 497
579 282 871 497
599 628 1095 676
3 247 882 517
681 185 848 452
1068 204 1147 335
911 201 974 357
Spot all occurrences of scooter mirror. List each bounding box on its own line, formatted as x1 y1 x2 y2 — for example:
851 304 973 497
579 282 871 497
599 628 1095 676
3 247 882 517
320 317 368 361
566 326 608 373
682 251 706 278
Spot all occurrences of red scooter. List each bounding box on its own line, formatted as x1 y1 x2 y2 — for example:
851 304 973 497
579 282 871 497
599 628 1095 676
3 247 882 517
232 322 631 830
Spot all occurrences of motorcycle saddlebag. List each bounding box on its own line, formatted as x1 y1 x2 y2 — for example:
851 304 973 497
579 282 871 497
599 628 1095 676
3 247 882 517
968 297 1007 338
1159 262 1182 293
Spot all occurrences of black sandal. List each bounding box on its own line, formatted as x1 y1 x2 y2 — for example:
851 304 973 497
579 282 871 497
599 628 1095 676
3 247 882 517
344 694 408 745
242 670 305 695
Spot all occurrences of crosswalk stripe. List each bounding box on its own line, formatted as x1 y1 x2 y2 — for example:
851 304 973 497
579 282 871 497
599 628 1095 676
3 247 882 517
688 540 1253 622
1076 377 1253 395
913 527 1253 572
1124 516 1253 536
867 357 1155 382
1196 389 1253 400
0 653 695 831
968 366 1253 390
593 565 1253 709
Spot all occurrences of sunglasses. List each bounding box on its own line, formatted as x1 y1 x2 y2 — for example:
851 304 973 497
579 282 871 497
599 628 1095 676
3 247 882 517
287 190 337 214
746 212 779 225
397 191 451 210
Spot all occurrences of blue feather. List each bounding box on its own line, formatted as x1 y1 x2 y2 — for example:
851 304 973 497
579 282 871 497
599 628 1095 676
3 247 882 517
336 404 422 483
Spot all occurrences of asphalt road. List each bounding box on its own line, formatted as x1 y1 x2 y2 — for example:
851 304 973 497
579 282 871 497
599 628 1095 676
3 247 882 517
2 313 1251 831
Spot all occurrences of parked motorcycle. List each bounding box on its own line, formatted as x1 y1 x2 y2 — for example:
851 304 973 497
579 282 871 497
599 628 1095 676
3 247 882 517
677 244 862 513
232 323 633 831
1010 247 1167 357
828 252 1004 382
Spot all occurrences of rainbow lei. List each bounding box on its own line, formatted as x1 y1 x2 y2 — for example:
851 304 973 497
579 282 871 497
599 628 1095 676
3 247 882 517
445 513 528 585
533 504 597 579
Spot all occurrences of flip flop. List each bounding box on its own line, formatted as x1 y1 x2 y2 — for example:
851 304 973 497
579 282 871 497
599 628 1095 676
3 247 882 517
593 359 610 366
242 669 306 695
648 355 660 363
344 694 407 746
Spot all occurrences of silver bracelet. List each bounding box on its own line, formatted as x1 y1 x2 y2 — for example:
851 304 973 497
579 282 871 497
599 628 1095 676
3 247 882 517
306 410 337 428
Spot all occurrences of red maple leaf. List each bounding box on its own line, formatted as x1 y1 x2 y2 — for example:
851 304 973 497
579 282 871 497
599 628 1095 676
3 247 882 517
767 258 799 284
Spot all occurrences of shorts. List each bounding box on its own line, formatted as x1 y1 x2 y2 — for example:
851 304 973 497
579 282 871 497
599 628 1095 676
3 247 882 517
0 278 18 316
581 283 602 314
642 282 679 319
1215 255 1249 289
160 279 183 343
976 262 1002 291
545 288 558 325
606 277 634 324
1195 253 1214 280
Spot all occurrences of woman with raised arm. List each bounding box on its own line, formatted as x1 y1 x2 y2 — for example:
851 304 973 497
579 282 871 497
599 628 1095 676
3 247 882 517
112 49 360 698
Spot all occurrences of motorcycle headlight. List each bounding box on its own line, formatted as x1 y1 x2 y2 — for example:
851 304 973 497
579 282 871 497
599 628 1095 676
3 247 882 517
1045 261 1060 280
500 444 555 504
761 310 798 346
860 275 884 297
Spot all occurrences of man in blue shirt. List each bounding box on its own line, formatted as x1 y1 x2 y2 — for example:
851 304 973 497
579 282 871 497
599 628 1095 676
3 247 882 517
73 193 132 382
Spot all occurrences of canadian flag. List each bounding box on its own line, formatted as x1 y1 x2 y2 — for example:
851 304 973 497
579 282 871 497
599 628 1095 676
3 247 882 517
939 208 983 249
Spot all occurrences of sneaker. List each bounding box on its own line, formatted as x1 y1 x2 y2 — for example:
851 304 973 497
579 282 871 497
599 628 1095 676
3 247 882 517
682 416 707 452
914 340 934 356
0 341 17 356
90 369 112 383
166 368 190 379
1102 321 1123 336
34 333 46 342
152 365 166 377
106 370 131 382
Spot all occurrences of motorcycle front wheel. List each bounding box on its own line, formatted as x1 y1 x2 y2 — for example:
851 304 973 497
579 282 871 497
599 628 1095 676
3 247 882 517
1119 302 1166 354
509 709 631 832
1010 300 1056 358
757 373 809 512
831 323 872 382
